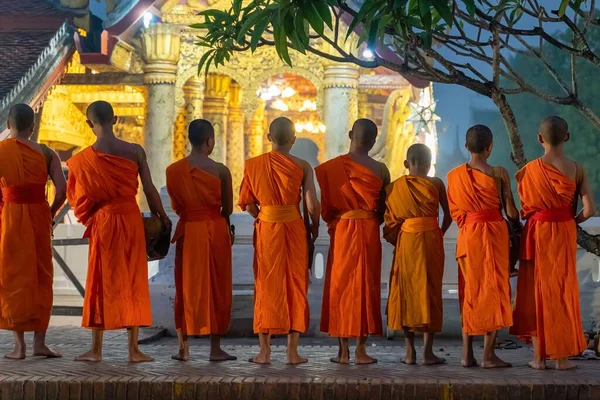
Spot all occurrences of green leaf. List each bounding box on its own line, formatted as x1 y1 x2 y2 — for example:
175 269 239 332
236 11 266 43
393 0 410 9
197 50 214 76
274 24 293 66
367 17 380 48
431 0 453 26
232 0 242 16
346 1 378 40
558 0 569 17
250 15 271 52
295 9 309 47
305 2 325 35
465 0 476 17
189 23 208 29
313 0 333 29
418 30 432 48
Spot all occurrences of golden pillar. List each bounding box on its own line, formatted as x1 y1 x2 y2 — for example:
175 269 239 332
227 83 244 207
140 23 181 192
245 100 266 159
203 74 230 163
323 63 359 159
173 76 205 160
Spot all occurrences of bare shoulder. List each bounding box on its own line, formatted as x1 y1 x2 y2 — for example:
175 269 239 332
216 162 232 179
288 154 312 173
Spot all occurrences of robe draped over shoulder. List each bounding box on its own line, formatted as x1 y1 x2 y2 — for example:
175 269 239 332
167 158 232 336
316 155 383 338
447 164 512 335
238 151 309 335
384 176 443 333
0 139 53 331
510 159 586 360
67 147 151 330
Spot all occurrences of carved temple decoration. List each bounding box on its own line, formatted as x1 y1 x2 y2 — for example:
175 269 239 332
203 74 231 163
227 82 245 207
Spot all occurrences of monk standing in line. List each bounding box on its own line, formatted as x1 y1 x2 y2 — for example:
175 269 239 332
167 119 235 362
0 104 66 359
384 143 451 365
239 117 320 364
447 125 518 368
316 119 389 364
511 116 595 370
67 101 171 362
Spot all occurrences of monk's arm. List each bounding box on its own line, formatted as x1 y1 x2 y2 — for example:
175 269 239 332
218 164 235 244
378 163 391 224
138 147 172 231
48 150 67 218
501 168 520 222
303 162 320 240
435 178 453 235
246 204 259 218
576 169 596 224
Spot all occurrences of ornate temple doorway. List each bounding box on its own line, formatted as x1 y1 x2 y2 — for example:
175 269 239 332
257 73 323 168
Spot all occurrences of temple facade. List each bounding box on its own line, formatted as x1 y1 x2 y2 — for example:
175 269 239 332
0 0 439 207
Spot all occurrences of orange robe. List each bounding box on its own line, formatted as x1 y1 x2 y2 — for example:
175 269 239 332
166 159 232 336
67 147 151 330
316 155 382 338
510 159 586 359
384 176 444 333
238 151 309 335
0 139 53 331
447 164 512 335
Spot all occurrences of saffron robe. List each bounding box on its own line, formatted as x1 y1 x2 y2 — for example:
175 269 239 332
385 176 444 333
238 151 309 335
447 164 512 335
0 139 53 331
166 158 232 336
510 159 586 359
316 155 382 338
67 147 151 330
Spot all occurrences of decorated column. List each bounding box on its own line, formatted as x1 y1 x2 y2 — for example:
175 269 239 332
140 23 181 191
323 63 359 159
245 100 266 159
203 74 230 163
173 76 204 160
227 83 244 207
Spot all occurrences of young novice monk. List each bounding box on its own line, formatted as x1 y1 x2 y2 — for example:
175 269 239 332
511 116 595 370
317 119 390 365
166 119 236 362
384 143 452 365
239 117 320 365
447 125 519 368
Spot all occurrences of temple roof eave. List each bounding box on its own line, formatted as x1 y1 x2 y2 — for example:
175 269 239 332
0 23 75 128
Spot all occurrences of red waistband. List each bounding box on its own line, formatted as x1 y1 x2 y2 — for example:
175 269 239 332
1 184 46 204
465 209 503 224
530 207 573 223
95 196 139 214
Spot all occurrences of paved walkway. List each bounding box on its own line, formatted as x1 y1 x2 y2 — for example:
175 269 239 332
0 328 599 399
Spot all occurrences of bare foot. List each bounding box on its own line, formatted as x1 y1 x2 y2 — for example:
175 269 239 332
461 357 477 368
330 356 349 364
482 354 512 369
171 348 189 361
287 351 308 365
209 349 237 362
355 353 378 365
422 354 446 366
249 352 270 364
555 359 577 370
402 355 416 365
528 360 547 370
129 350 153 363
32 345 62 358
4 348 25 360
75 350 102 362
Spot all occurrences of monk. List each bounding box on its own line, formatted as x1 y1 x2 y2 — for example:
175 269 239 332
0 104 66 359
511 116 595 370
239 116 320 365
316 119 389 364
67 101 171 363
384 143 452 366
447 125 518 368
166 119 235 362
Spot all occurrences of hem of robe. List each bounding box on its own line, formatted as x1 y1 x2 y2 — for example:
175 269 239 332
176 327 229 337
82 322 152 330
462 324 511 336
388 323 442 334
254 328 307 335
324 329 383 338
0 318 49 332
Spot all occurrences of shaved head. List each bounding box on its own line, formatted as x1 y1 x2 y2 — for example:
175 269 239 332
8 103 34 132
188 119 214 147
466 125 493 153
86 100 115 125
539 116 569 145
269 117 295 145
350 118 378 149
406 143 432 167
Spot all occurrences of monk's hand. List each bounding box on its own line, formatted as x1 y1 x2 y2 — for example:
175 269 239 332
309 223 319 244
160 215 172 233
230 225 236 246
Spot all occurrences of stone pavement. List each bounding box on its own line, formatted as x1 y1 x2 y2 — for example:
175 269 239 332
0 328 599 399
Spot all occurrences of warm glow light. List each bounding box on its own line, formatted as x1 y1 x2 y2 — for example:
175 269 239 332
271 99 289 111
281 87 296 98
143 12 154 28
295 121 326 134
362 48 374 59
299 99 317 112
295 123 303 132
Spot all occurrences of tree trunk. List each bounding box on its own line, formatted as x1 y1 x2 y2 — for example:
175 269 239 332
491 89 527 169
